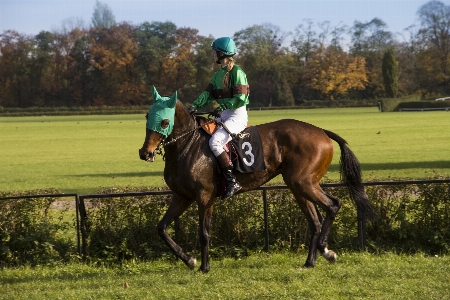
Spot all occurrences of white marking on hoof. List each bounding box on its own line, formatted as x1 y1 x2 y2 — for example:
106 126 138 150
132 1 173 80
322 248 337 263
187 257 197 269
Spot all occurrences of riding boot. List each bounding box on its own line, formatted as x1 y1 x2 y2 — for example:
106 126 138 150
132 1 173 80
216 152 242 200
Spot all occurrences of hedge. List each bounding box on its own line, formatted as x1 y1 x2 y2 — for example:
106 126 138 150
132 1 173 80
379 94 421 112
0 100 380 117
398 100 450 110
1 179 449 266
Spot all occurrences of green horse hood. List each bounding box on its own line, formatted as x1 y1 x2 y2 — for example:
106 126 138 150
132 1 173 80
146 86 177 137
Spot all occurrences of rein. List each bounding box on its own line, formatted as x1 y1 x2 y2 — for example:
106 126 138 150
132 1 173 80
155 117 216 159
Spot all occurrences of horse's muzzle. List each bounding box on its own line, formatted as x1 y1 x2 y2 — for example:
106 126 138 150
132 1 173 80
139 148 155 162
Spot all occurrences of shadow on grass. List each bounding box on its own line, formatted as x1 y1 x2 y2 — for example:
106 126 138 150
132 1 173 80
327 160 450 173
65 171 164 177
69 161 450 179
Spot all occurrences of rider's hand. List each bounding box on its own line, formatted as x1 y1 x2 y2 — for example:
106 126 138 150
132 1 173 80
187 107 197 116
211 107 222 118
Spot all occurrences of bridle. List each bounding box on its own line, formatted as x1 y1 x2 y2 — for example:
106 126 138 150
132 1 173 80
154 116 216 160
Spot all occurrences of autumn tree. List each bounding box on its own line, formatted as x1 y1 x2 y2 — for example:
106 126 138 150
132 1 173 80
88 23 142 105
382 48 398 97
303 45 368 100
160 27 201 98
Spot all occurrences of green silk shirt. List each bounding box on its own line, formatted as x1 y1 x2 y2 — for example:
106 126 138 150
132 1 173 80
191 65 250 111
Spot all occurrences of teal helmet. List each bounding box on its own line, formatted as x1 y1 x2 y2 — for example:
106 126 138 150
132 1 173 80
211 37 236 57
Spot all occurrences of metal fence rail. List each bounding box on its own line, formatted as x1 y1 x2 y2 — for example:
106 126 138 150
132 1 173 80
1 179 450 259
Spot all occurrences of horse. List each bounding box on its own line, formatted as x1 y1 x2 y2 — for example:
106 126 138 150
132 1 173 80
139 86 374 272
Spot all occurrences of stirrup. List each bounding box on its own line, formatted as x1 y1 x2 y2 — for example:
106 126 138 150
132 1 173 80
222 182 241 200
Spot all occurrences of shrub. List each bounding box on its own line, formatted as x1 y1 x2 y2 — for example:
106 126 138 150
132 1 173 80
0 189 76 266
81 179 450 263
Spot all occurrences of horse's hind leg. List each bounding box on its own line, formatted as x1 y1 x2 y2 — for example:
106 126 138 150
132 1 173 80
317 192 341 262
293 195 323 267
290 183 341 266
157 193 196 269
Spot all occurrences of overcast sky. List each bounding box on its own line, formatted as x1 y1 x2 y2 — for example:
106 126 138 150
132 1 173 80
0 0 430 44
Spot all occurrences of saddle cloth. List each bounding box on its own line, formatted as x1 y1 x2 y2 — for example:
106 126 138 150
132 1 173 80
197 117 266 173
227 126 266 173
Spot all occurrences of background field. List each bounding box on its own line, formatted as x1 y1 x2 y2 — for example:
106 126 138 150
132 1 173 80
1 107 449 194
1 108 449 299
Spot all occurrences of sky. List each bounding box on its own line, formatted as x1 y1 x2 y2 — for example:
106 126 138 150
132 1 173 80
0 0 432 45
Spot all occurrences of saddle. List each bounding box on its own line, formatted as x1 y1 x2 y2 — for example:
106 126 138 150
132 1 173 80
196 116 266 173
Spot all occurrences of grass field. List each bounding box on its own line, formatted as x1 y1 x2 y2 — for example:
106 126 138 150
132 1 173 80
1 107 449 194
1 252 449 299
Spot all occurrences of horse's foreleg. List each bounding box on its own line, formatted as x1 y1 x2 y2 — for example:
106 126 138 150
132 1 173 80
157 194 196 269
197 203 214 273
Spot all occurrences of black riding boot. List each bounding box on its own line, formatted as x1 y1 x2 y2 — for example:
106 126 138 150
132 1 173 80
217 152 242 200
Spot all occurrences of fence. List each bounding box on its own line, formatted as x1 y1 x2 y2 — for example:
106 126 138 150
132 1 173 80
2 178 449 261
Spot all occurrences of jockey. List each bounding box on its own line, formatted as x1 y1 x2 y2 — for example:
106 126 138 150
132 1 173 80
188 37 250 200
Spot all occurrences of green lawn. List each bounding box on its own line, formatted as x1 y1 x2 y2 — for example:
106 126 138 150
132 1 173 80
1 252 449 299
1 107 449 194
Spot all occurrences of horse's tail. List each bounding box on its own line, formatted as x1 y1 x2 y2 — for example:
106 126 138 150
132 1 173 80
324 129 375 219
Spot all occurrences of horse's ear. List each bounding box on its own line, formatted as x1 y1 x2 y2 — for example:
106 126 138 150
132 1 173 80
168 91 177 108
161 119 170 129
152 86 161 102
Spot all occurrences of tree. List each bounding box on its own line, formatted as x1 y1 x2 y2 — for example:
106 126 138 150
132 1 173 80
417 0 450 94
92 0 116 29
382 48 398 97
28 31 55 106
395 25 421 96
66 29 94 106
0 30 34 107
188 35 215 104
234 23 294 106
330 22 348 50
89 23 142 105
291 19 319 64
135 21 177 92
303 45 368 100
349 18 394 98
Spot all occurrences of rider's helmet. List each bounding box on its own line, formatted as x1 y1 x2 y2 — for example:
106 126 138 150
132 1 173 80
211 37 237 58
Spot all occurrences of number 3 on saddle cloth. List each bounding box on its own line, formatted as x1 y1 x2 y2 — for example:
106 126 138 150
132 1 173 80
198 117 266 173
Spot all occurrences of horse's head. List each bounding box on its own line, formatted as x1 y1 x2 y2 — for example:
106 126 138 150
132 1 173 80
139 86 177 162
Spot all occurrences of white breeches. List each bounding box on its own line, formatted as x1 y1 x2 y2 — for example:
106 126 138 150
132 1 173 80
209 106 248 157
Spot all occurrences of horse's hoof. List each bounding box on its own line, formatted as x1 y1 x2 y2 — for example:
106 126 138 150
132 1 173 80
322 248 337 263
302 262 315 269
186 257 197 269
199 266 210 273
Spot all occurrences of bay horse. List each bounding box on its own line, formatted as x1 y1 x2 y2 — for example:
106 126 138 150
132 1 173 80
139 86 374 272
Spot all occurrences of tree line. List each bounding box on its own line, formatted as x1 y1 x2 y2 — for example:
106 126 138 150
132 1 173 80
0 0 449 108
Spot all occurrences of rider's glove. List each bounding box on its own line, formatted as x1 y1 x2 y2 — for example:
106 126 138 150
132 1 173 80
211 107 222 118
187 106 197 116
